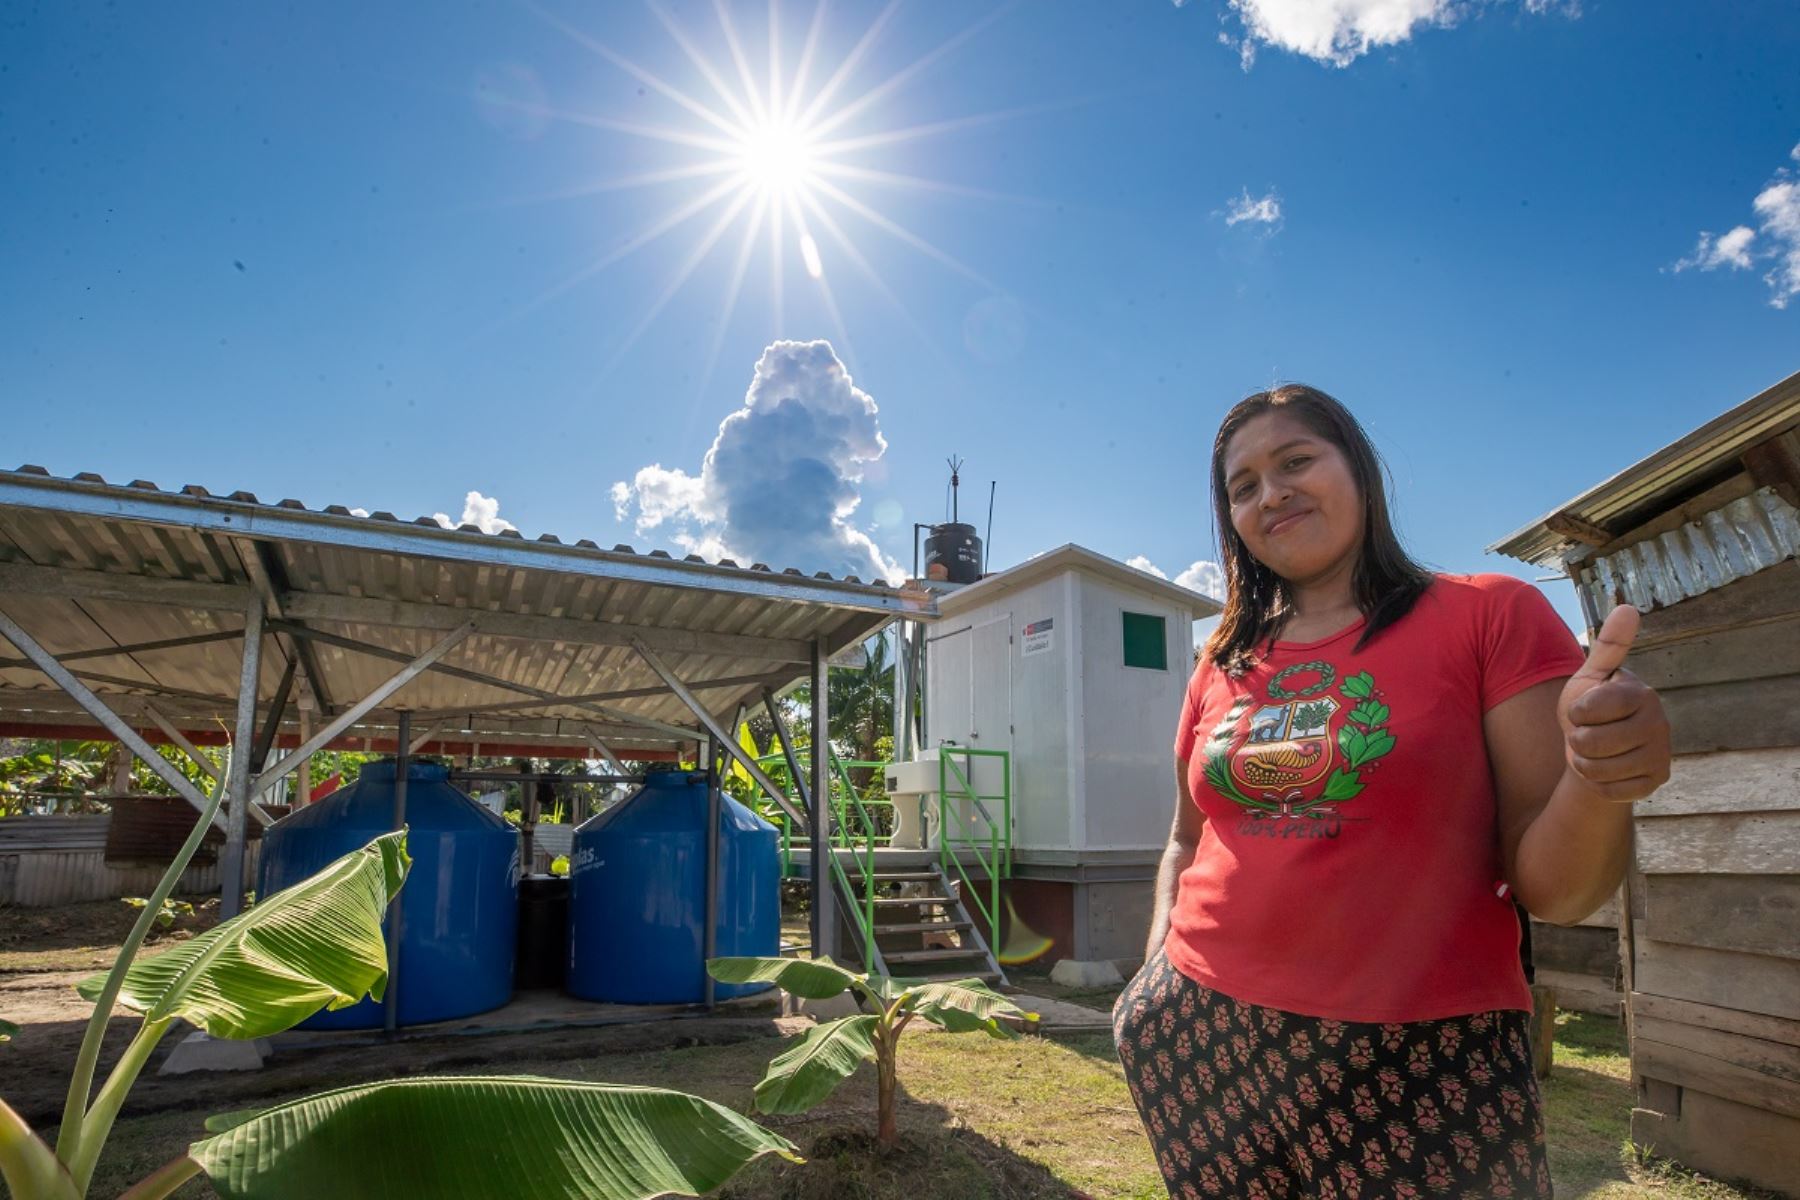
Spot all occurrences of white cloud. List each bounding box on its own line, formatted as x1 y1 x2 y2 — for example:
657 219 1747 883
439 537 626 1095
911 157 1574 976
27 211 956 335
1212 0 1574 69
432 490 517 535
1672 226 1756 273
1672 148 1800 309
1175 560 1227 600
609 340 904 584
1753 181 1800 309
1129 555 1226 601
1223 187 1283 230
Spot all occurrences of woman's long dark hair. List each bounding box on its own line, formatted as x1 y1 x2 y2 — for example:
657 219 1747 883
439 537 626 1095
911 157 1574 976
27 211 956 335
1202 384 1433 673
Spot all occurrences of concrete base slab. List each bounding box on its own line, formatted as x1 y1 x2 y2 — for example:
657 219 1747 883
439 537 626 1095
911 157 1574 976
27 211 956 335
1007 991 1114 1034
1050 958 1124 989
159 1031 272 1075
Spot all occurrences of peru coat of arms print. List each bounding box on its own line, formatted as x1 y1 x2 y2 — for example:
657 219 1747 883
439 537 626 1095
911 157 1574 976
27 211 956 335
1200 662 1396 838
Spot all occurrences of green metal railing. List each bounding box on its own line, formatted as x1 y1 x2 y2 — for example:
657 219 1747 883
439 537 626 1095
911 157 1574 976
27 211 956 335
754 746 1012 973
935 748 1012 947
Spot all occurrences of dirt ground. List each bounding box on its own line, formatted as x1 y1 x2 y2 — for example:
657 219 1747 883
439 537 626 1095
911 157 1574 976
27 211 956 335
2 903 1782 1200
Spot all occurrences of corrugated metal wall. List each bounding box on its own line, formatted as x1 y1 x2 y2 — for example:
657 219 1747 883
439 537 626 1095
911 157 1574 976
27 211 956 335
0 815 258 906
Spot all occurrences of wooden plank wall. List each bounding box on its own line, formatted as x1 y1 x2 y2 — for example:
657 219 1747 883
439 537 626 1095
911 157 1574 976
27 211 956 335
1531 896 1621 1016
1623 559 1800 1196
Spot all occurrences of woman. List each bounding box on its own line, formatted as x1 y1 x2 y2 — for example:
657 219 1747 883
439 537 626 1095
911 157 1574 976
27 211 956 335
1114 385 1670 1199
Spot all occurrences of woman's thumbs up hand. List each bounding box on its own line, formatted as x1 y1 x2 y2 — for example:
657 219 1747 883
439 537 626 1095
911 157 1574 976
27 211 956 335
1557 605 1672 803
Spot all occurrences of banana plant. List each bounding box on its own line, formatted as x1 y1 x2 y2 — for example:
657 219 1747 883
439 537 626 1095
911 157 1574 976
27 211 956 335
0 755 800 1199
706 956 1037 1148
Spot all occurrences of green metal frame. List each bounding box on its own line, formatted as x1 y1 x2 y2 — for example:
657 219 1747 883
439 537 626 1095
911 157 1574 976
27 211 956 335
935 747 1011 946
752 745 1013 974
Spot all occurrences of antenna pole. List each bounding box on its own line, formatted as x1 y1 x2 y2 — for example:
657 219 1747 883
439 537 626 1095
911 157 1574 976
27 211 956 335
984 481 996 574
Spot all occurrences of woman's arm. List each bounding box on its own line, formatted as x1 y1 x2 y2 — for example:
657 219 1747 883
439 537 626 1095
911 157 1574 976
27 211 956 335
1488 606 1672 926
1143 755 1208 960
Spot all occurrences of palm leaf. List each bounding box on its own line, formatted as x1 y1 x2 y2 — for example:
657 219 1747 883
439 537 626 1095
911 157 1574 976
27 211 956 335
905 980 1034 1037
706 955 860 1000
189 1077 800 1199
752 1015 878 1115
76 832 409 1040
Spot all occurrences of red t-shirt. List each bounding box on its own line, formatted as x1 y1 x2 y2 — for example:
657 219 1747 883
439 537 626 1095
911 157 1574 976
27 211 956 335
1166 573 1586 1023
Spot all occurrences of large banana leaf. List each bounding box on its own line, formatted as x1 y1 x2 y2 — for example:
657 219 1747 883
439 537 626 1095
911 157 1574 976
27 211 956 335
752 1015 878 1115
905 979 1034 1037
76 832 409 1040
706 955 860 1000
188 1076 801 1199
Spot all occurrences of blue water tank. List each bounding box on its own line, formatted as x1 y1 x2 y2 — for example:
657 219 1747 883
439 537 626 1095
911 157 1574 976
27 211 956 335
567 770 779 1003
258 759 519 1029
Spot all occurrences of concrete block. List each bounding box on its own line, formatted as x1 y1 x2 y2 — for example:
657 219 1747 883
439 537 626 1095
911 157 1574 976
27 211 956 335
159 1031 271 1075
1050 958 1124 989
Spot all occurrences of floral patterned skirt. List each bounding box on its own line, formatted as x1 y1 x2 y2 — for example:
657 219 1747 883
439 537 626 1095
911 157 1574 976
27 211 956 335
1113 950 1551 1199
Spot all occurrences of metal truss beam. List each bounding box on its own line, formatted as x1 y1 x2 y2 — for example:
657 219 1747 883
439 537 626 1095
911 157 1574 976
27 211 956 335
631 638 805 829
251 622 477 795
0 608 226 831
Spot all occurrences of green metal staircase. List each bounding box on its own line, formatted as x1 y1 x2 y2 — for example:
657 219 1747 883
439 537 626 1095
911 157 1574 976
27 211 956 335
759 746 1012 984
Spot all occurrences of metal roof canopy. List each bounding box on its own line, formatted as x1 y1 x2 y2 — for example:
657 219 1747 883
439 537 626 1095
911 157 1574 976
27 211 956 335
0 467 931 752
0 466 932 939
1489 369 1800 569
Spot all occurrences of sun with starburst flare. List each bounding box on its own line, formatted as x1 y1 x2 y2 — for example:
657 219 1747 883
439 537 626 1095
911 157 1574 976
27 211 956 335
498 1 1038 383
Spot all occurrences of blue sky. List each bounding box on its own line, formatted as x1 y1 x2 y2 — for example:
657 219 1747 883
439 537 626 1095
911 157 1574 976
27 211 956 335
4 1 1797 632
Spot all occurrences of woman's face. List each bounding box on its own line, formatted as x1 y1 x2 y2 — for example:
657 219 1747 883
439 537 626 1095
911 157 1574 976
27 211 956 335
1221 410 1365 587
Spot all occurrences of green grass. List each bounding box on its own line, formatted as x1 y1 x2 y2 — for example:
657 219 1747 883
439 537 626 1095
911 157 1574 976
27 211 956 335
1543 1012 1781 1200
73 1007 1785 1198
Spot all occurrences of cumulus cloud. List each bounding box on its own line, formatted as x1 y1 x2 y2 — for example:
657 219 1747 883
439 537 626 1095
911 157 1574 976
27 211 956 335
1175 560 1227 600
1129 555 1226 601
1673 226 1756 272
433 491 517 534
1671 146 1800 309
1208 0 1575 69
610 340 904 584
1223 187 1284 231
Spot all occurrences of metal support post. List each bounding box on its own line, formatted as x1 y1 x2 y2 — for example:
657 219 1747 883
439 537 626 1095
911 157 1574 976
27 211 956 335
219 602 265 920
703 741 721 1010
386 711 410 1035
810 637 835 962
296 709 313 806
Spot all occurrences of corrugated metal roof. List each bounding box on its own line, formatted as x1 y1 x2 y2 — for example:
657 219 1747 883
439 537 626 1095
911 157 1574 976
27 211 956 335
1572 488 1800 615
0 467 934 757
1489 369 1800 568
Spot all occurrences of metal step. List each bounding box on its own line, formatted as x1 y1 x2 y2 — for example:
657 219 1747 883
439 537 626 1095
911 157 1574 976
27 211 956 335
873 920 972 935
883 947 993 965
865 872 945 884
870 896 953 908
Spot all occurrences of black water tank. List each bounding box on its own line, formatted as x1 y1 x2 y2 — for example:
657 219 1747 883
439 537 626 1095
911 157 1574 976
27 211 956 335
515 875 569 989
925 522 982 583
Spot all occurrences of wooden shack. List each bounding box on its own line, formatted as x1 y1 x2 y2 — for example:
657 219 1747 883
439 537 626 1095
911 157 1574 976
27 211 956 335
1492 368 1800 1196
